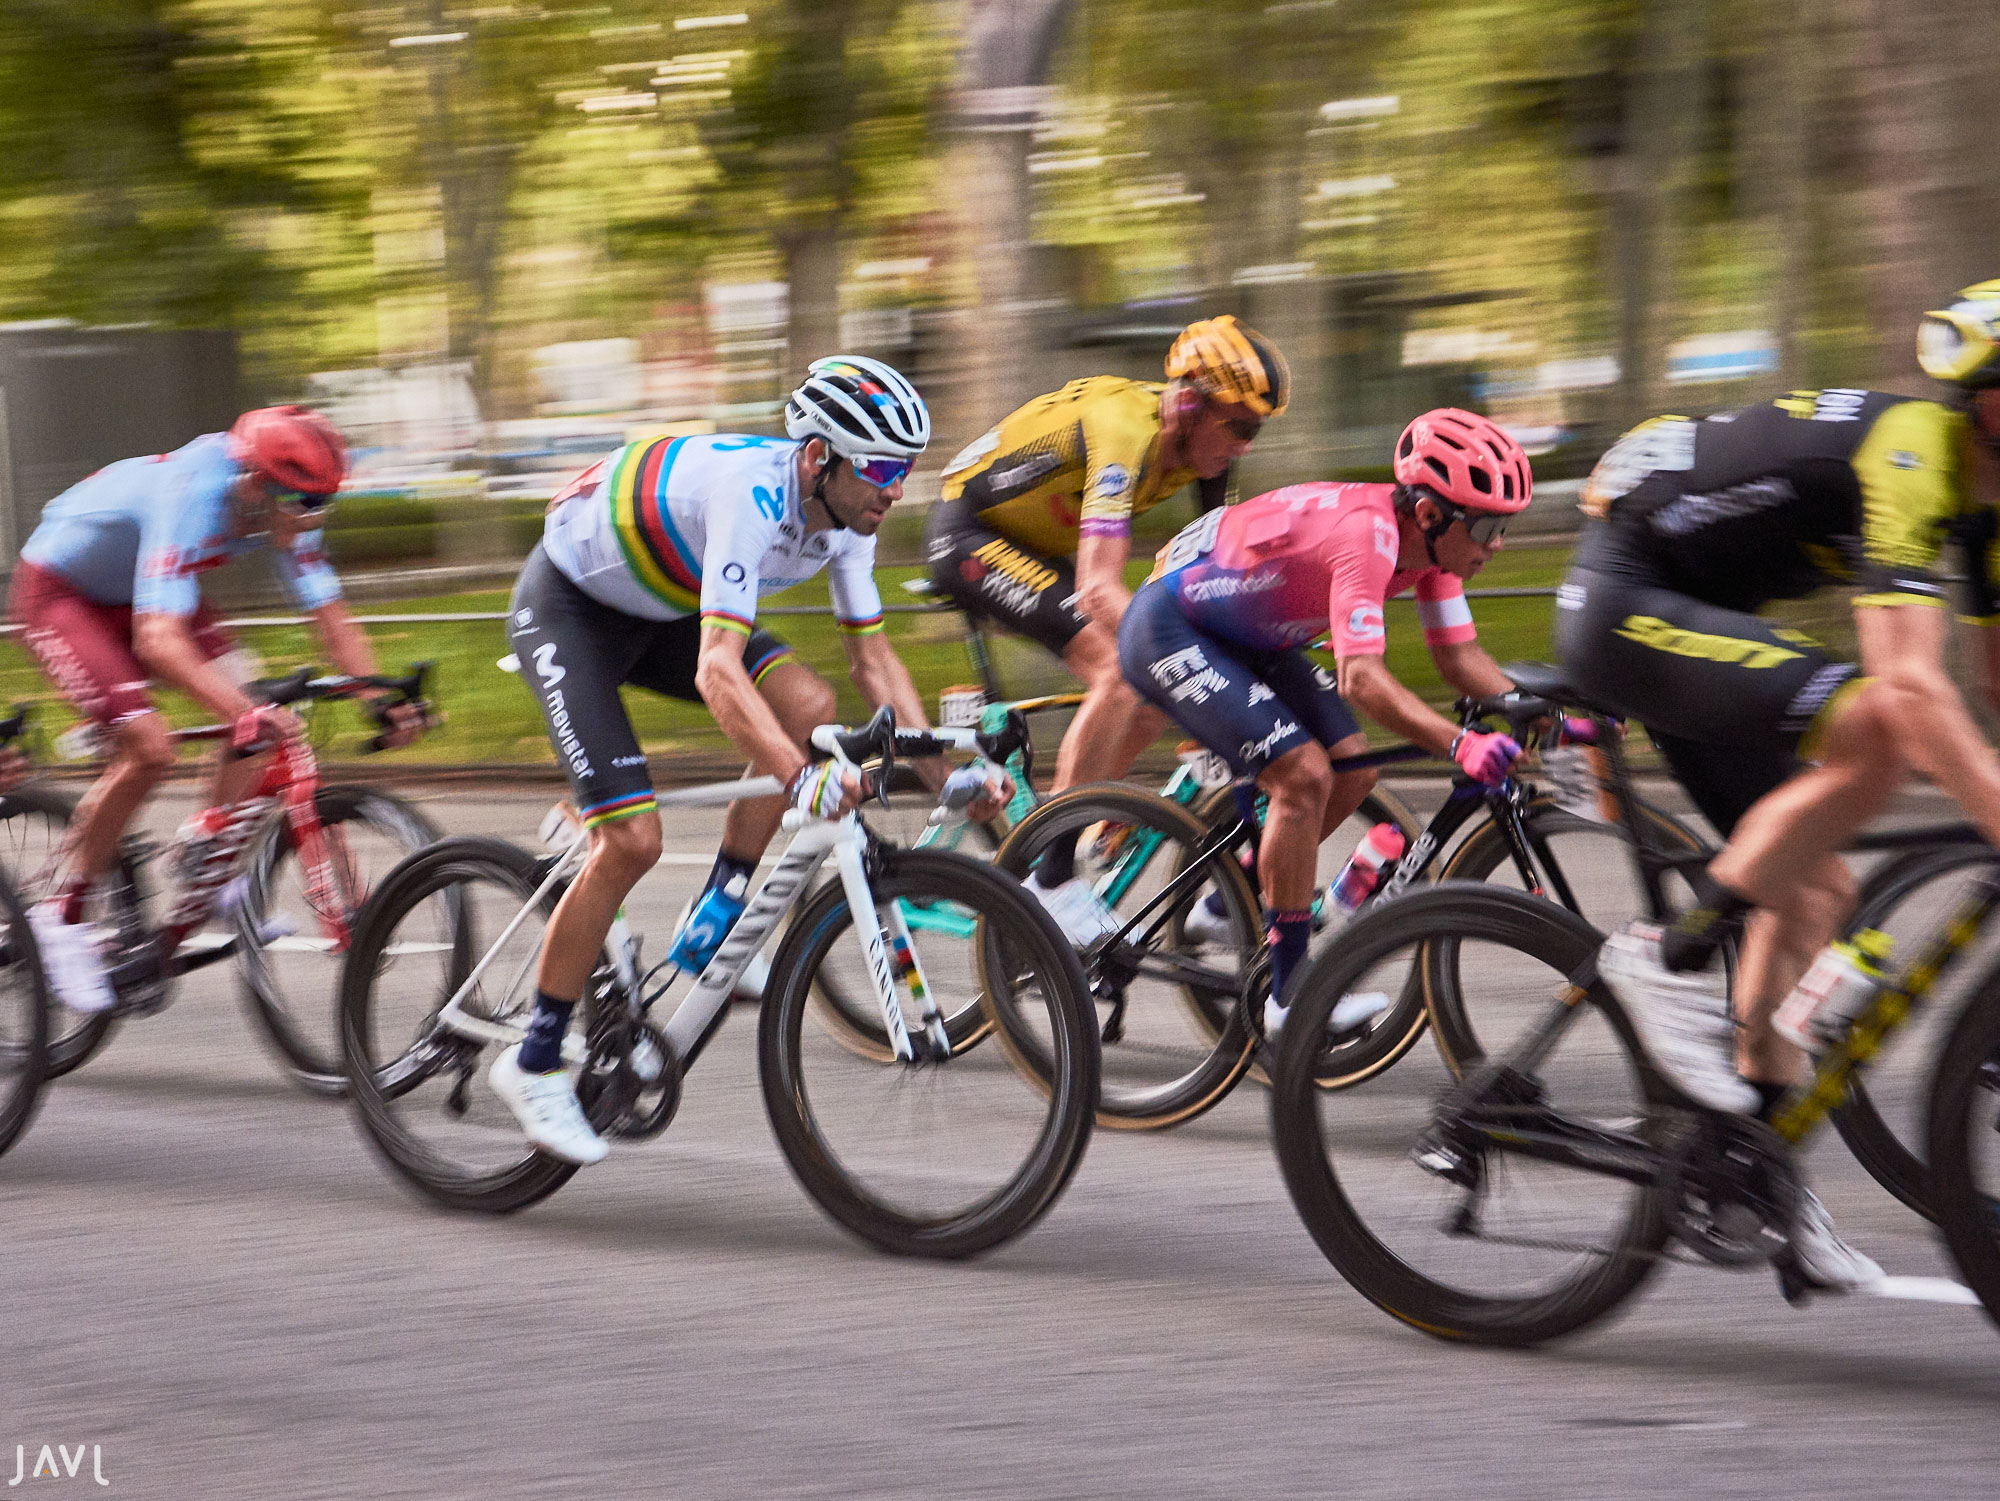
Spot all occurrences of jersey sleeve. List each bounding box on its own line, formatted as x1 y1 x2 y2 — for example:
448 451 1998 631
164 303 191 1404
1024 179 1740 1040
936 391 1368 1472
1853 400 1972 609
271 530 343 611
1075 400 1156 540
131 457 224 616
1326 508 1399 657
1412 570 1477 647
696 493 779 635
827 534 885 635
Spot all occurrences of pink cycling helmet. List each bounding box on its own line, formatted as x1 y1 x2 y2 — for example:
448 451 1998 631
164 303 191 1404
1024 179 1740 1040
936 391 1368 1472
1393 408 1532 513
228 405 349 497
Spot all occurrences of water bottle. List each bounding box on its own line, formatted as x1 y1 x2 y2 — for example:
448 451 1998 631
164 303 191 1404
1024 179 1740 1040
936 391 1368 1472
667 874 750 974
1773 928 1894 1053
1327 823 1408 916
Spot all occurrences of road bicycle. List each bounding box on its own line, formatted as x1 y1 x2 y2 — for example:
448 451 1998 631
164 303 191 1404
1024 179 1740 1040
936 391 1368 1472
1266 677 2000 1343
0 665 440 1095
339 708 1100 1259
984 664 1714 1129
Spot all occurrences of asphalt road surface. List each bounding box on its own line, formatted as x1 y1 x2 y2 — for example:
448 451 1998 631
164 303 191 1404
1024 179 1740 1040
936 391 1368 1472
3 779 1997 1499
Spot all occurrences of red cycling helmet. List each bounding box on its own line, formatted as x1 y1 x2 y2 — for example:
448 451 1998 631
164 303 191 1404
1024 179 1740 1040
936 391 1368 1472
1393 408 1532 513
227 405 349 497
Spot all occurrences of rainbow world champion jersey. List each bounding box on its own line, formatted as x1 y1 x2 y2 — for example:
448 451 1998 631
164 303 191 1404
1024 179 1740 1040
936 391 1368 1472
542 433 886 637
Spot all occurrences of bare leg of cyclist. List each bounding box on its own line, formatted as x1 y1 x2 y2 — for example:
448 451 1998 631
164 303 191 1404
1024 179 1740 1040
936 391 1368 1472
716 661 837 863
65 712 177 884
1321 731 1378 839
1052 624 1167 793
1256 742 1331 1012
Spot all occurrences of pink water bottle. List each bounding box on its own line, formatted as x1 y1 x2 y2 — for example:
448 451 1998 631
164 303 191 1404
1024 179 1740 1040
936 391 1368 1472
1328 823 1407 914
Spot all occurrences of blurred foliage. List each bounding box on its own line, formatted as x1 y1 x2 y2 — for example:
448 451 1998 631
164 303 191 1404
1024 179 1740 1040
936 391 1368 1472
0 0 1991 428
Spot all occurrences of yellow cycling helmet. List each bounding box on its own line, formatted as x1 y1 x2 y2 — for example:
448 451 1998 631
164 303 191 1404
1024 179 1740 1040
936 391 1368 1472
1918 279 2000 388
1165 315 1291 418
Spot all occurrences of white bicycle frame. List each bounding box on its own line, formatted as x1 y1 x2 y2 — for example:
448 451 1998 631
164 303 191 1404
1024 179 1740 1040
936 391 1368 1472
432 724 987 1068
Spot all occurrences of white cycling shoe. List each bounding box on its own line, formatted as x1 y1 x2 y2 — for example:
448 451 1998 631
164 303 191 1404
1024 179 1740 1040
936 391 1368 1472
1028 876 1121 948
1789 1188 1885 1293
27 904 114 1014
1263 990 1392 1042
488 1044 609 1165
1182 892 1236 948
1596 922 1759 1114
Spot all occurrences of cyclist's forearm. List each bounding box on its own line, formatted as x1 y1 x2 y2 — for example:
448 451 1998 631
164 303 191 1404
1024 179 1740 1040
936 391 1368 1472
1431 640 1512 700
309 600 378 680
133 613 257 722
1074 532 1133 630
844 636 949 793
1337 655 1458 755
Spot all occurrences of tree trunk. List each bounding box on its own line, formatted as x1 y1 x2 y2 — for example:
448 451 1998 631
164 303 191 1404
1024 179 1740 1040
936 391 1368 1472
1849 0 2000 389
781 220 843 369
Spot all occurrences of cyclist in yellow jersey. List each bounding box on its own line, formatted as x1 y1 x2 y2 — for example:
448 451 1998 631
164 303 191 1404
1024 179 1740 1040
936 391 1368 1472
1557 280 2000 1293
925 316 1290 939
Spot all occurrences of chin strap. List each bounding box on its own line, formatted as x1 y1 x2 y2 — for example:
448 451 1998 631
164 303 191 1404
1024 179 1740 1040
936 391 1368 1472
806 450 849 531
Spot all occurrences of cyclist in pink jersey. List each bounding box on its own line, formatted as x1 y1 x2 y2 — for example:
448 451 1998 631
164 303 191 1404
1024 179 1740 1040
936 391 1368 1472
1120 409 1535 1026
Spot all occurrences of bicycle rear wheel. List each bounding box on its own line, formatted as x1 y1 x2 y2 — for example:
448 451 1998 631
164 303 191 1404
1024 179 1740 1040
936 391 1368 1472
237 785 444 1096
761 848 1097 1257
1925 971 2000 1328
0 869 50 1158
0 784 146 1078
342 837 578 1213
993 785 1260 1130
1272 886 1670 1346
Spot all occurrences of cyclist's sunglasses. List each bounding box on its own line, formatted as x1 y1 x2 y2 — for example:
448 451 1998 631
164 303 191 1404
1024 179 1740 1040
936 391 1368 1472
1430 498 1510 545
273 488 335 517
1209 405 1263 443
848 454 913 489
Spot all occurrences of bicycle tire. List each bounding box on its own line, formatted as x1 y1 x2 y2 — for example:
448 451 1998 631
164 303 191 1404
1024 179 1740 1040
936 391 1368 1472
1426 795 1711 1073
1924 965 2000 1329
0 866 51 1158
1272 885 1671 1346
0 783 145 1078
760 847 1097 1257
1185 782 1433 1090
342 837 578 1213
236 784 444 1096
808 810 1006 1061
1829 841 2000 1224
993 784 1261 1130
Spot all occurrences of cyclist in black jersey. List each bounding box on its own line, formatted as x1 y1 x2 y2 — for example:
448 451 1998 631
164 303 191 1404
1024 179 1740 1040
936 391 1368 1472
1557 280 2000 1293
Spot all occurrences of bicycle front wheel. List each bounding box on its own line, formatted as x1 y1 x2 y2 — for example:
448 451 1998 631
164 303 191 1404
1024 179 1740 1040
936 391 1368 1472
760 848 1097 1258
993 785 1260 1130
1926 971 2000 1328
1272 885 1670 1346
0 869 50 1158
237 785 443 1096
342 837 576 1214
807 806 1004 1061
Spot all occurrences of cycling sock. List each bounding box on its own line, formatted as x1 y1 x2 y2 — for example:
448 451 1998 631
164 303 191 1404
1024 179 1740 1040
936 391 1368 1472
706 849 759 900
1659 870 1753 973
1265 908 1313 1008
518 991 576 1074
58 877 93 925
1749 1079 1790 1123
1032 831 1081 890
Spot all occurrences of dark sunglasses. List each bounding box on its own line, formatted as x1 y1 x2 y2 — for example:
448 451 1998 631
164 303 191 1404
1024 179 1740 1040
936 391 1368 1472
274 488 335 516
848 454 913 488
1213 408 1263 443
1430 498 1509 545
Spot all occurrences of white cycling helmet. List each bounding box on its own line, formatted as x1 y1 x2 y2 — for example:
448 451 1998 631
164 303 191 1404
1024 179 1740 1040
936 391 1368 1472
784 355 931 459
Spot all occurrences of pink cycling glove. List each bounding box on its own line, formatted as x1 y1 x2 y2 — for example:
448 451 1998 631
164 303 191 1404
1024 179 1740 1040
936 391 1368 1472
1452 729 1522 786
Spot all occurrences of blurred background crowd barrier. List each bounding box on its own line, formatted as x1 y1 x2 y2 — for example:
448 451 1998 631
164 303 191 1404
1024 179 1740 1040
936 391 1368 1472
0 0 1996 598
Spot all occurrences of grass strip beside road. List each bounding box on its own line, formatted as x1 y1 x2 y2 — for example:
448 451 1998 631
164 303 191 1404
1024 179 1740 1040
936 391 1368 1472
0 546 1571 771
